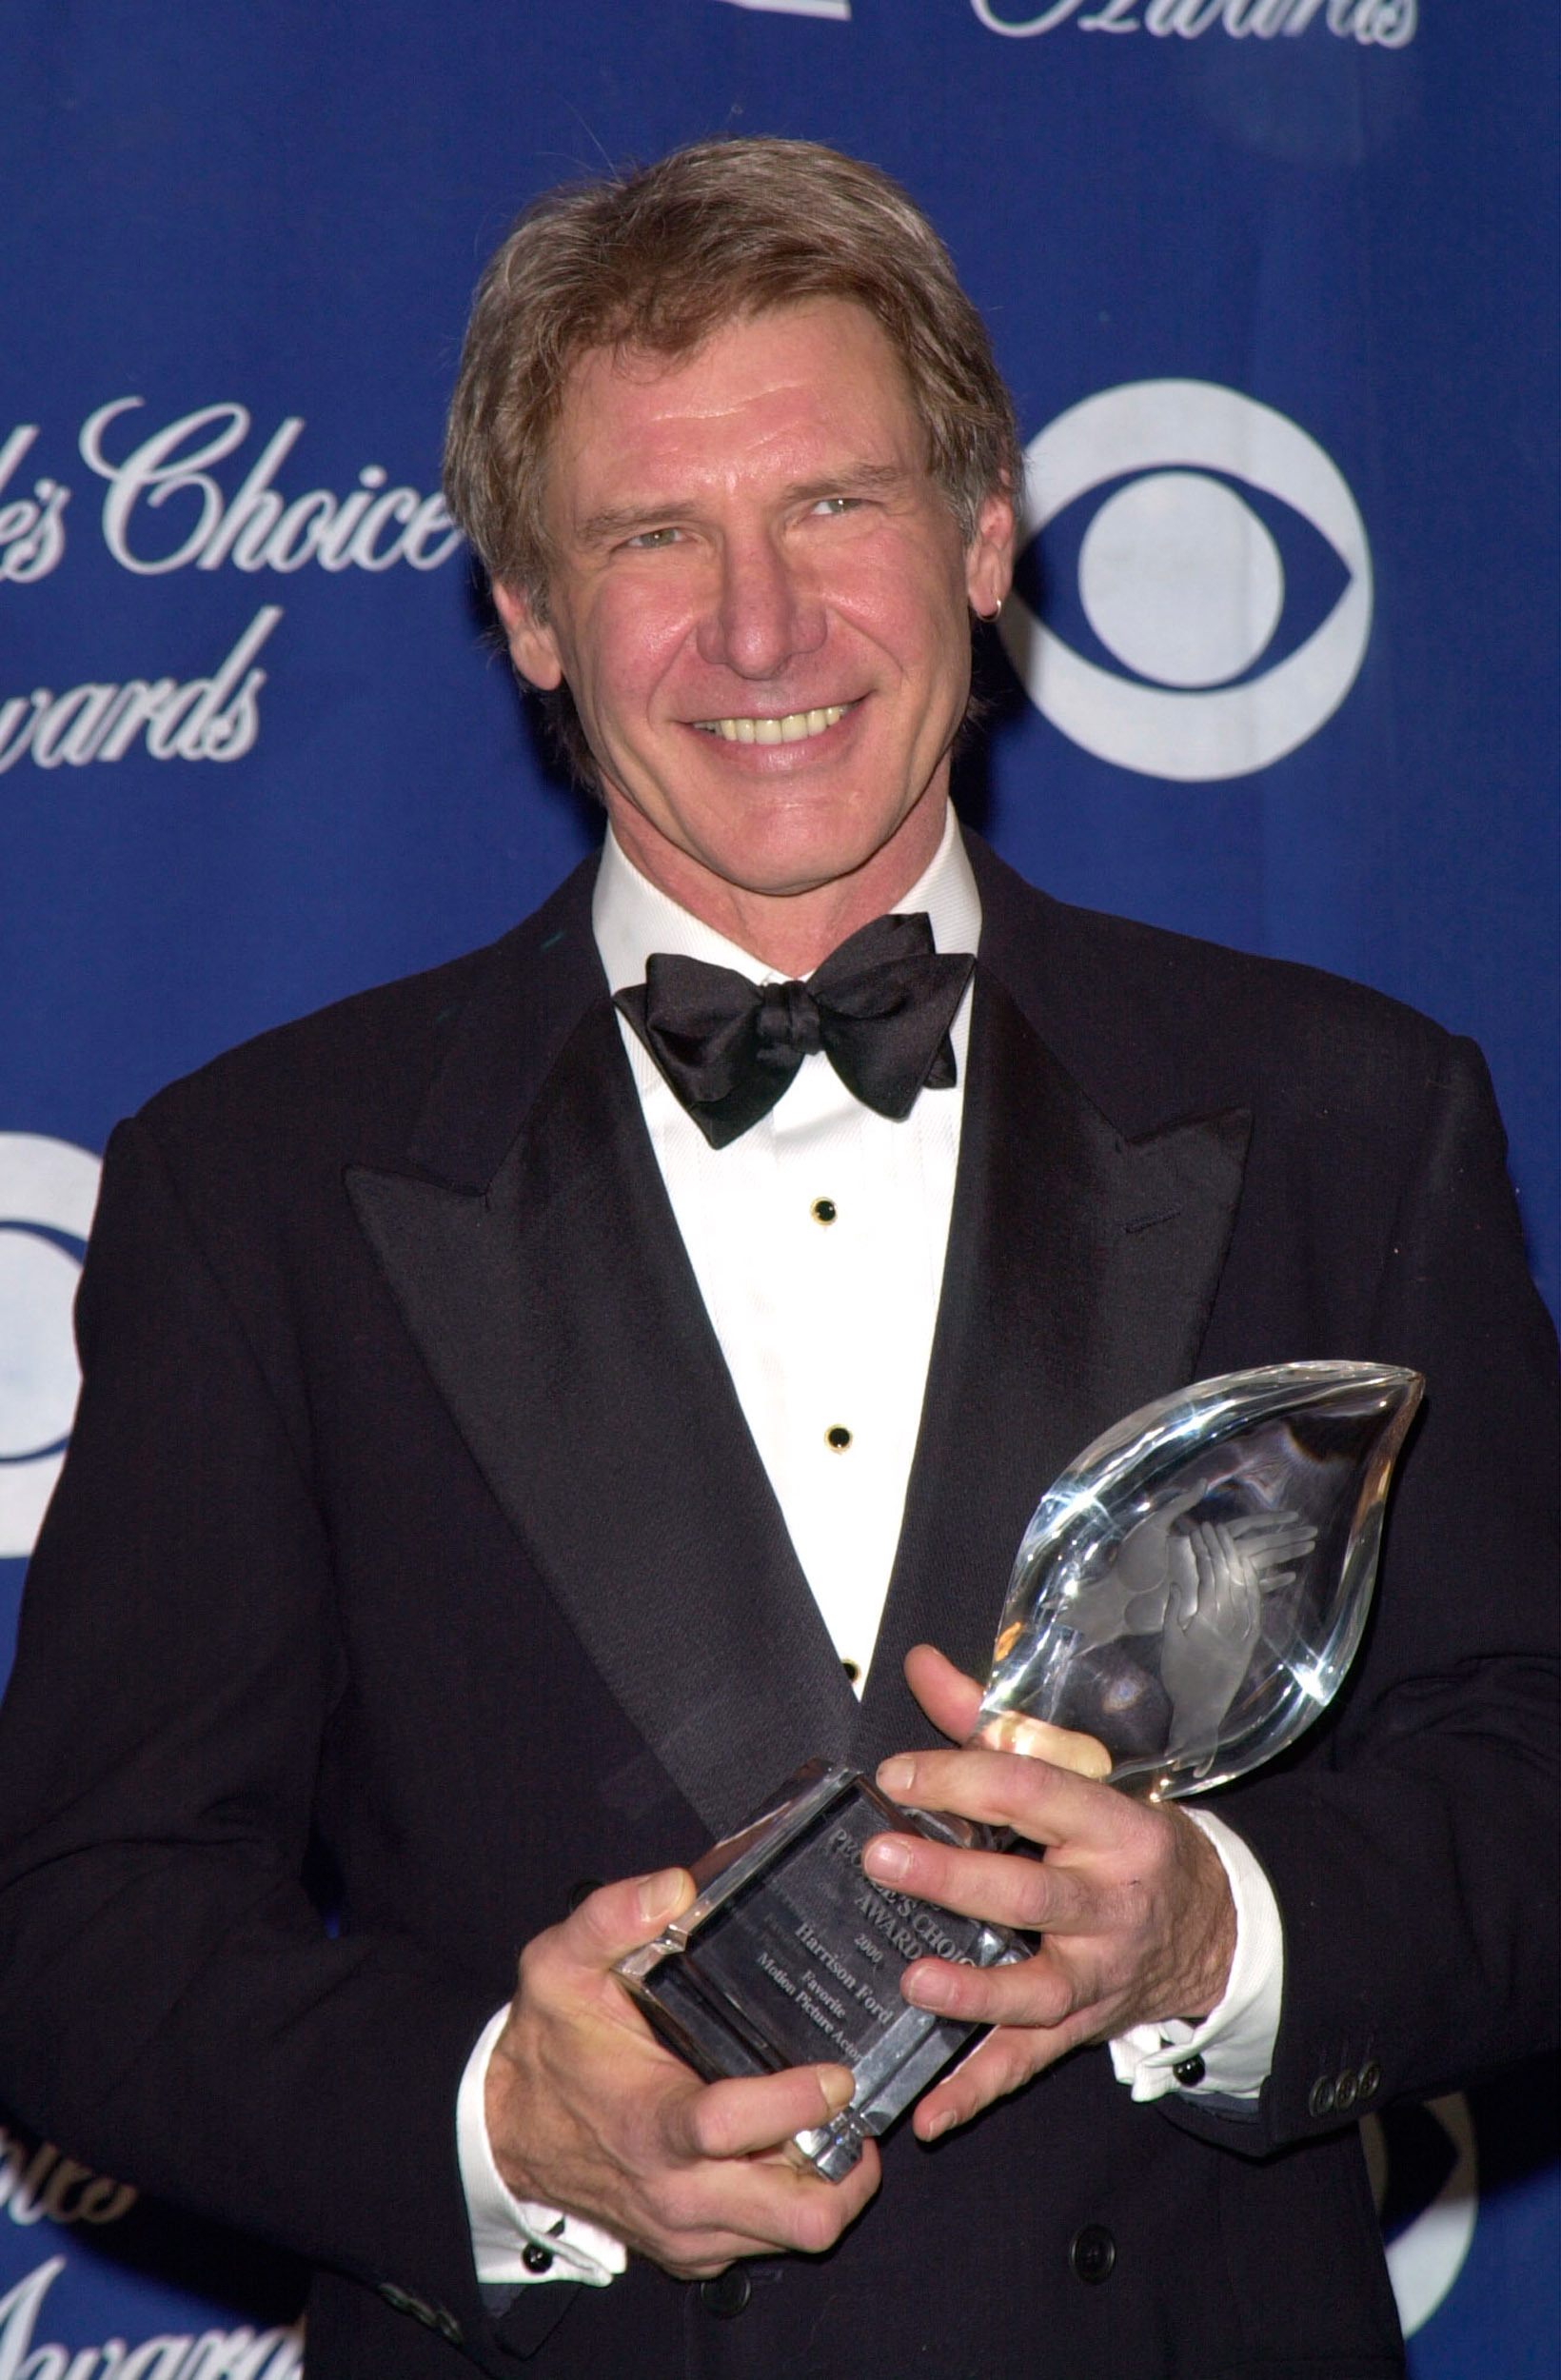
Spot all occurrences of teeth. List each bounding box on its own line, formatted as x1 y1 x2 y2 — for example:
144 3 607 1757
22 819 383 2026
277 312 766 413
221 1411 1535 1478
703 704 846 744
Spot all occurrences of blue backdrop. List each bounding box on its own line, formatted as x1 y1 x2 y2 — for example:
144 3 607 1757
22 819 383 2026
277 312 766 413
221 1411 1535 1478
1 3 1555 2370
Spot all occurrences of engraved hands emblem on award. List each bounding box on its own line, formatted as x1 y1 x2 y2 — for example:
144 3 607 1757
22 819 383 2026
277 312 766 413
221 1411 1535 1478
617 1360 1423 2179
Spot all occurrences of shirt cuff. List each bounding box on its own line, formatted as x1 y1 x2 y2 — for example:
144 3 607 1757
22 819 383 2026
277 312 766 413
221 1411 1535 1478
1109 1808 1283 2105
457 2006 626 2287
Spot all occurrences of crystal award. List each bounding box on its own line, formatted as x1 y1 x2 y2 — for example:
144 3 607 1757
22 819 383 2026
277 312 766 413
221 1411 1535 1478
616 1360 1423 2180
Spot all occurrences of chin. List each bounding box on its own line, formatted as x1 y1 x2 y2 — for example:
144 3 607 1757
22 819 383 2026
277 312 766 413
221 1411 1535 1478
701 826 892 901
719 785 928 875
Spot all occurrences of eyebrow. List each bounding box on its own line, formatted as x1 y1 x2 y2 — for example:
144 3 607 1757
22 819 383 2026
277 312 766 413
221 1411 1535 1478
573 462 916 550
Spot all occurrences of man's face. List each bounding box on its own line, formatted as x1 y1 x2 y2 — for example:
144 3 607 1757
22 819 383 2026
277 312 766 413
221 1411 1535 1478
494 300 1013 914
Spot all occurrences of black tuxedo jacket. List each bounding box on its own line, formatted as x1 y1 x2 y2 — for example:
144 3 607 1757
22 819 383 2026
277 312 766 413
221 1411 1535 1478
0 840 1555 2380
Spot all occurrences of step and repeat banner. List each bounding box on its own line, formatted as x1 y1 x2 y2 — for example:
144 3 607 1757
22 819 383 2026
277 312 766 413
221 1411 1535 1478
2 3 1556 2371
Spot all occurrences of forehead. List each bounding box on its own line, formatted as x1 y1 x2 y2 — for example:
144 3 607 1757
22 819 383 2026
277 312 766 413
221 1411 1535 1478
543 300 926 523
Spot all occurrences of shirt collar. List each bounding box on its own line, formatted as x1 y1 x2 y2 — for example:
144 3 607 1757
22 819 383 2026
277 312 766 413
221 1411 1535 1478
591 802 982 996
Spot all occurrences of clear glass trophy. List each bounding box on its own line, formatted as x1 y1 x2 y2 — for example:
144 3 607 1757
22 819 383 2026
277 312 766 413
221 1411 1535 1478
616 1360 1423 2179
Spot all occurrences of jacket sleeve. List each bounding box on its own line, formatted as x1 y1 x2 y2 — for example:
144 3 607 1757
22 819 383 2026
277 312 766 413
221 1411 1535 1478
1164 1034 1561 2157
0 1113 572 2370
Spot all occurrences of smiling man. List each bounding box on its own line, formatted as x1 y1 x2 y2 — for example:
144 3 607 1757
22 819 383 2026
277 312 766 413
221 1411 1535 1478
489 299 1008 972
0 138 1555 2380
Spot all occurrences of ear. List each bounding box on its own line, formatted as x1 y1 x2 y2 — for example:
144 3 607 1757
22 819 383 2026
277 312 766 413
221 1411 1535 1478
491 580 566 691
965 485 1016 622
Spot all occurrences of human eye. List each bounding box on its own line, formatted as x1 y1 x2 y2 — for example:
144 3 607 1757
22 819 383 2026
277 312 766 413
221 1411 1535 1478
621 525 682 550
809 495 861 518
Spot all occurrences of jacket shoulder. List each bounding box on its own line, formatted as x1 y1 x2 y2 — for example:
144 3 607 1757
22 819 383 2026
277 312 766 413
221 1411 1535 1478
968 837 1459 1139
132 859 600 1177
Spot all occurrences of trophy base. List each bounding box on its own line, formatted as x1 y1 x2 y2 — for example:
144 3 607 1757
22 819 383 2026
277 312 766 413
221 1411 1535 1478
615 1762 1021 2179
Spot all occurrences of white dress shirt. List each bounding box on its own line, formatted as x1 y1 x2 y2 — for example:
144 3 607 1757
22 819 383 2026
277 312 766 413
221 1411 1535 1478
460 809 1283 2289
593 807 978 1685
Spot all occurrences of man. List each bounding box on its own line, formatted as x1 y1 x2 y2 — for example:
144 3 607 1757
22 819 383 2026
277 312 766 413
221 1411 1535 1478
0 139 1555 2379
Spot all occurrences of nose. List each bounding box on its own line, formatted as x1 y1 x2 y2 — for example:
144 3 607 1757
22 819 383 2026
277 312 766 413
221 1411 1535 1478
695 530 826 680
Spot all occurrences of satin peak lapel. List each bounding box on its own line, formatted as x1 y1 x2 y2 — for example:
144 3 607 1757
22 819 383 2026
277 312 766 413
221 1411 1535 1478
855 970 1251 1771
349 995 852 1842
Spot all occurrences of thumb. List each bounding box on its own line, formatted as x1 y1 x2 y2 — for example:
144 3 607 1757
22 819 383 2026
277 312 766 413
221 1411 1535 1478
904 1641 984 1739
561 1866 697 1971
906 1642 1111 1779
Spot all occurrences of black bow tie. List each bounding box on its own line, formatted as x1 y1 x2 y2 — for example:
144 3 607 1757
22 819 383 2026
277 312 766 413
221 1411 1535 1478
614 911 976 1150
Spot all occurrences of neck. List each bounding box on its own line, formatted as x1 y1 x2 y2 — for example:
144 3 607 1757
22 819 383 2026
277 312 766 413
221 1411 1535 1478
603 791 951 977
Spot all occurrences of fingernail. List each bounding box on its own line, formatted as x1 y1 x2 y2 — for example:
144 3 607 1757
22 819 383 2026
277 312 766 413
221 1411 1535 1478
818 2067 856 2114
877 1755 916 1795
636 1867 688 1925
903 1965 952 2012
863 1835 911 1881
925 2109 958 2142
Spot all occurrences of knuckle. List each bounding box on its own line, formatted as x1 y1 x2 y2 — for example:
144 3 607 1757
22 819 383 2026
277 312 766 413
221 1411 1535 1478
985 1767 1034 1825
1143 1802 1179 1854
789 2192 846 2255
658 2241 727 2280
1119 1878 1156 1935
998 2032 1046 2089
1013 1868 1054 1929
515 1934 563 2008
687 2096 736 2160
904 1836 947 1883
1017 1961 1072 2027
656 2178 706 2236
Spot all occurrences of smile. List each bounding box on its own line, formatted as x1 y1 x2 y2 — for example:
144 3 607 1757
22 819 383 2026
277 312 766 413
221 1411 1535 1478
693 703 852 745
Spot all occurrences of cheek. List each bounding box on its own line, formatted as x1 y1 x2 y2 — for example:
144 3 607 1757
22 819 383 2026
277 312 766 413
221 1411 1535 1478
564 586 695 731
832 544 972 689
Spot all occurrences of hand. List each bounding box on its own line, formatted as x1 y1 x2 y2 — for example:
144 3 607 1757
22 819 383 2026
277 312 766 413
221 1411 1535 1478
863 1646 1236 2143
1161 1510 1315 1770
484 1866 879 2276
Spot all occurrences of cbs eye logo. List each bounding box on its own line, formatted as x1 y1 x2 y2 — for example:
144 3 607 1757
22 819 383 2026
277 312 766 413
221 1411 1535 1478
1362 2092 1478 2340
999 381 1373 781
0 1134 101 1560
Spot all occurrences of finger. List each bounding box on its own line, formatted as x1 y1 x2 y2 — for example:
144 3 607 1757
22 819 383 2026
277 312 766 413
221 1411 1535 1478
876 1744 1132 1850
861 1829 1093 1935
647 2135 882 2269
1159 1485 1205 1522
1226 1514 1285 1542
550 1867 697 1973
903 1642 983 1740
666 2063 857 2163
896 1946 1101 2032
974 1711 1112 1778
902 1648 1113 1807
1257 1539 1314 1572
1231 1520 1314 1561
912 2017 1095 2140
